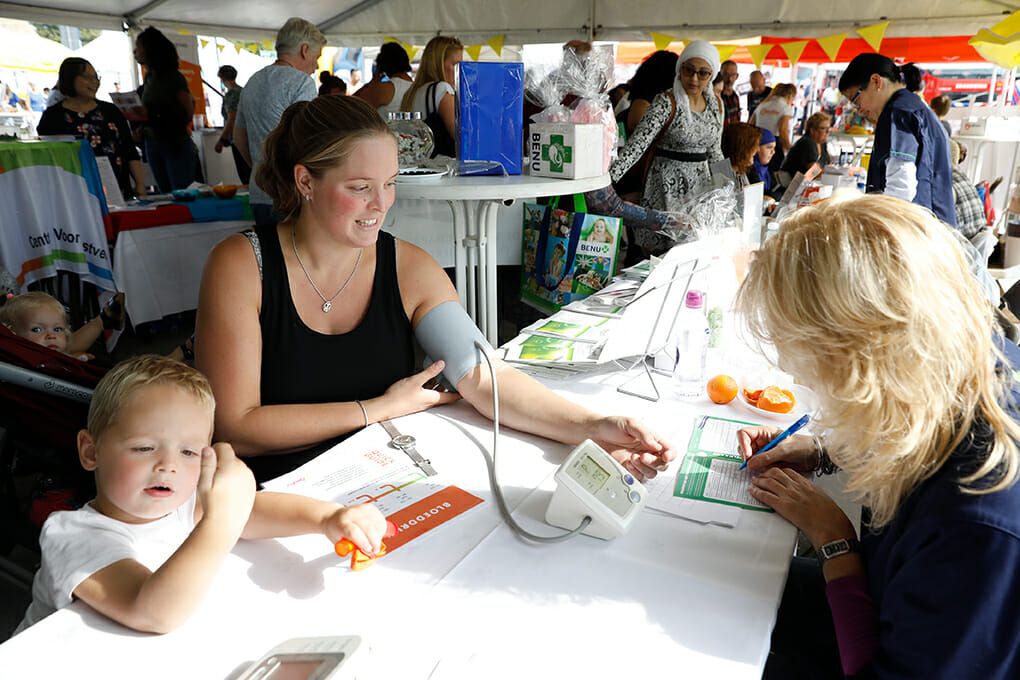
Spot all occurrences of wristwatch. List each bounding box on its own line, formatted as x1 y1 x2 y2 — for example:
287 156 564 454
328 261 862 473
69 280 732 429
380 420 437 477
817 536 860 563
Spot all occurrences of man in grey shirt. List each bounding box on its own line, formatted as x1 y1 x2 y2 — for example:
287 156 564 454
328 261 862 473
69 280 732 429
235 17 326 227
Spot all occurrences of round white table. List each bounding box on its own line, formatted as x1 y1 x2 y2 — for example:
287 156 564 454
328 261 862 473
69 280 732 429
397 172 611 343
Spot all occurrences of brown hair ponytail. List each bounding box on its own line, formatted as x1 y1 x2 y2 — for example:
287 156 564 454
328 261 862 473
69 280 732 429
256 96 391 219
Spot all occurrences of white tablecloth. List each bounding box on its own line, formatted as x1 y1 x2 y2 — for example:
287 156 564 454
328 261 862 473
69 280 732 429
113 220 249 326
0 364 798 679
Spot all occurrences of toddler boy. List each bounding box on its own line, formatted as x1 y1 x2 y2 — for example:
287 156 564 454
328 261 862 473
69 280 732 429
16 355 386 634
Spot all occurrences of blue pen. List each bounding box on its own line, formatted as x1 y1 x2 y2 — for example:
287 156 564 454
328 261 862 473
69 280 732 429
739 414 810 470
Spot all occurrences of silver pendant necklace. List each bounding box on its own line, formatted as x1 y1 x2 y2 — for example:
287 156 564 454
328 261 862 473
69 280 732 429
291 227 362 313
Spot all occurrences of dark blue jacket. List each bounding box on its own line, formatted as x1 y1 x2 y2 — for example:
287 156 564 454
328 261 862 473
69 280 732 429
868 88 956 227
859 341 1020 678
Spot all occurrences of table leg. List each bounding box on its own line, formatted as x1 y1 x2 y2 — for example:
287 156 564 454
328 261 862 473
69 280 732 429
444 199 501 344
481 201 501 344
447 200 469 310
474 201 489 342
463 204 477 321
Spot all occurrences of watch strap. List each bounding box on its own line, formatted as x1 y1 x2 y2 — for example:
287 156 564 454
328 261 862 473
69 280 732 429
818 536 860 563
380 420 438 477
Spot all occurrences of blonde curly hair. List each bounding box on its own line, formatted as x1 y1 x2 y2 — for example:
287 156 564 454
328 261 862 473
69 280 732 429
736 194 1020 527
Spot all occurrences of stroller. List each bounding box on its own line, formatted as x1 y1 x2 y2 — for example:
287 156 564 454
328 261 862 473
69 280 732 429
0 325 105 584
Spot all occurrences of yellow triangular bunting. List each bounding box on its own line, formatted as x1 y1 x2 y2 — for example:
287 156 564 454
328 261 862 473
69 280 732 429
780 40 808 66
992 9 1020 38
465 44 483 61
857 21 889 52
816 33 847 62
713 44 737 62
651 31 678 51
746 43 774 70
404 44 419 60
199 38 209 48
486 34 505 57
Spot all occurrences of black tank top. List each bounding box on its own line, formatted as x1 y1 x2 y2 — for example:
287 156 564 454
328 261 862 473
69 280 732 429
248 224 415 482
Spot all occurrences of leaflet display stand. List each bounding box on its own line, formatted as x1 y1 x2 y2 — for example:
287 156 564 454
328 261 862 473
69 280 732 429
616 257 700 402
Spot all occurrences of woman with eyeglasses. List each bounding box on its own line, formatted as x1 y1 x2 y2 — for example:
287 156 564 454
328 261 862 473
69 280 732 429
838 53 955 226
610 41 723 215
38 57 146 199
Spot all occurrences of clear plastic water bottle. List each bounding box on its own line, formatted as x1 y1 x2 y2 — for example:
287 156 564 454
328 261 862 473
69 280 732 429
673 290 710 399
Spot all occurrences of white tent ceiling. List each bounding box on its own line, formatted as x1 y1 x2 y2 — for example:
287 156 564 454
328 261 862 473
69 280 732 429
0 0 1017 45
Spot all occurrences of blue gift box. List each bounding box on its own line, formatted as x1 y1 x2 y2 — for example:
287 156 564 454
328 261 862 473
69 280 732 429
457 61 524 175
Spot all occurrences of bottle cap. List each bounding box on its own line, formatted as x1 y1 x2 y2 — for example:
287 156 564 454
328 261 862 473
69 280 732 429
685 290 704 309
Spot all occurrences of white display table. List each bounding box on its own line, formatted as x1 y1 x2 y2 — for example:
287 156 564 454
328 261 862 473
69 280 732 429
0 362 798 679
397 173 611 343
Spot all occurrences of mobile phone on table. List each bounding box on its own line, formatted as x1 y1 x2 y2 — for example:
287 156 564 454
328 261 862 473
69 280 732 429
237 636 361 680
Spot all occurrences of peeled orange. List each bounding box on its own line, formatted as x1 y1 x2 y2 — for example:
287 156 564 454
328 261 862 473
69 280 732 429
706 374 738 404
757 386 796 413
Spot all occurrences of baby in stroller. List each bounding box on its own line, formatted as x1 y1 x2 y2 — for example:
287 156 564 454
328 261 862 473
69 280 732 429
0 291 125 362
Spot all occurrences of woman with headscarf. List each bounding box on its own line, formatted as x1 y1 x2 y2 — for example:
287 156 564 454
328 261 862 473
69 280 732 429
610 41 724 213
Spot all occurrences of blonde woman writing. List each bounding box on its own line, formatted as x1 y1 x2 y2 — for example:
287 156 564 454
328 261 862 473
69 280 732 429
736 195 1020 679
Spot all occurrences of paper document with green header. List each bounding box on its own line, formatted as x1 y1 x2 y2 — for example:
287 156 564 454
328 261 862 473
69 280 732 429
673 415 773 513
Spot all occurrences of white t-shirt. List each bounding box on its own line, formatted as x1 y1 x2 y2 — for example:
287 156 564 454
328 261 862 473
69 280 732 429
410 81 454 118
753 98 793 137
15 494 196 634
378 77 413 118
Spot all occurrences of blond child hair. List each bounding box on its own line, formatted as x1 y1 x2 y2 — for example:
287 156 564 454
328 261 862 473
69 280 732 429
0 291 66 332
88 355 215 439
736 194 1020 527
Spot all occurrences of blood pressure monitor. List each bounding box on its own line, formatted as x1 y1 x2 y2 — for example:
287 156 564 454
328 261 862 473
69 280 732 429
238 636 362 680
545 440 647 540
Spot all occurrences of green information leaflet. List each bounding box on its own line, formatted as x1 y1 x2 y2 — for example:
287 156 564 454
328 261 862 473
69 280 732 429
672 415 774 513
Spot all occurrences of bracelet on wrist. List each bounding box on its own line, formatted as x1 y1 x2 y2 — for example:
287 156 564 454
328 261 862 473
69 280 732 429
814 436 839 476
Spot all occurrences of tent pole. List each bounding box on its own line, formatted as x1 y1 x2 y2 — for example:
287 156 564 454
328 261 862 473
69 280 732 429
318 0 388 33
588 0 596 41
125 0 175 27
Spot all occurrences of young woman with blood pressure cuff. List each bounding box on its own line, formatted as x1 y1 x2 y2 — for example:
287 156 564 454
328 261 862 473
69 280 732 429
196 95 676 484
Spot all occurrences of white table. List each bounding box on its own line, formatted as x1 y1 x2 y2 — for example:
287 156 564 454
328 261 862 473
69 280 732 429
114 220 248 325
397 173 611 344
0 367 798 679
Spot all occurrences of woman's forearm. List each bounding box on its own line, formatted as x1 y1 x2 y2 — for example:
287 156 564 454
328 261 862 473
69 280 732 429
219 401 372 455
458 362 598 444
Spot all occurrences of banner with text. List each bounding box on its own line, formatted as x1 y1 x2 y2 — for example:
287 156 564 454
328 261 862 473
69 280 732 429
0 141 115 292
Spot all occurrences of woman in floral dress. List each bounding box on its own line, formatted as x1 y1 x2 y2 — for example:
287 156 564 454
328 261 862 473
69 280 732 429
39 58 144 200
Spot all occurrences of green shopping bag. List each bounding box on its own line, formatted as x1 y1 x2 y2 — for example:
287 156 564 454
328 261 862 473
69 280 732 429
520 194 622 313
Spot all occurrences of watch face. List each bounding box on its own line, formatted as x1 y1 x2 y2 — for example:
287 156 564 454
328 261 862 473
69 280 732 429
822 539 849 558
390 434 416 449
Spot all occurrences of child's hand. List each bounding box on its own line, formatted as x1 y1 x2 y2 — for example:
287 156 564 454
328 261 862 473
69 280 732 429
323 503 388 556
197 443 255 536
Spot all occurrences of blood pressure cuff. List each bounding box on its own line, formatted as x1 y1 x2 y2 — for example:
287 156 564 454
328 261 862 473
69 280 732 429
414 300 492 389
